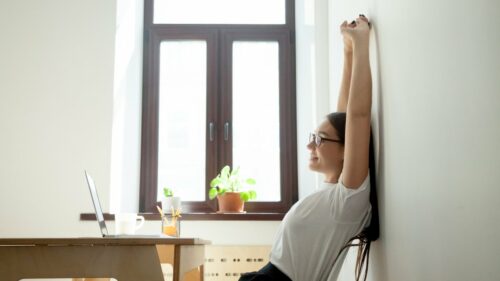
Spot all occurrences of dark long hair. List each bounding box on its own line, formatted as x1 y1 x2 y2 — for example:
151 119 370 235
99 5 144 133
327 112 380 281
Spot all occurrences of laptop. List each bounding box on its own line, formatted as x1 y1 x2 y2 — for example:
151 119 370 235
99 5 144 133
84 170 170 238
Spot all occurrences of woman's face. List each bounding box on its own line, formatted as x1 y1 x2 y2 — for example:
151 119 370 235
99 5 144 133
307 119 344 174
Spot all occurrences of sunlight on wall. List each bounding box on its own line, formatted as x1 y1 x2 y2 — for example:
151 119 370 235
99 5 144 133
110 0 144 213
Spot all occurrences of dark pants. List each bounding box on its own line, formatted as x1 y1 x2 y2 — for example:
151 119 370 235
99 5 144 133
239 262 292 281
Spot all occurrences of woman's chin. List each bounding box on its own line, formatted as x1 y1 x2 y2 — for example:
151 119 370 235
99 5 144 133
308 161 319 171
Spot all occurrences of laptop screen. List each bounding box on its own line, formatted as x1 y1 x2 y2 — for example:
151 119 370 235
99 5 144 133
85 171 108 236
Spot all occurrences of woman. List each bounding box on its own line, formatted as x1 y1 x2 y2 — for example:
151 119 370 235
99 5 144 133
239 15 379 281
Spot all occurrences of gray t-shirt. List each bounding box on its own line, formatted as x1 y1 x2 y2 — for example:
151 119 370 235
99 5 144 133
270 173 372 281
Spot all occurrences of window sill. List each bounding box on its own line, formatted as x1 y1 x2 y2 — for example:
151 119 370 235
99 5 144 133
80 212 285 221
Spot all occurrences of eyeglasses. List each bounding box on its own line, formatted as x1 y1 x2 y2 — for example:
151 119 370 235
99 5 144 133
309 133 343 147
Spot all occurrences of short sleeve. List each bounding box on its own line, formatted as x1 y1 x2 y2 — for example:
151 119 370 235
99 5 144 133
338 172 370 200
334 173 371 223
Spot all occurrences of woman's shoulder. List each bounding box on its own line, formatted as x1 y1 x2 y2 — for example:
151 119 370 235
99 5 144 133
337 172 370 199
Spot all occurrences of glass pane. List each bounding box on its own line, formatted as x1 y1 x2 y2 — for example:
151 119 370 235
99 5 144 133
158 41 207 201
232 41 281 202
154 0 285 24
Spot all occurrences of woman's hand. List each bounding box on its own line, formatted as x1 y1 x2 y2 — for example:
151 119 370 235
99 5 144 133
340 15 371 50
340 20 356 53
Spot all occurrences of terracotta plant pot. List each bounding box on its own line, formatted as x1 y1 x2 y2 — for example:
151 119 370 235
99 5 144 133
217 192 245 213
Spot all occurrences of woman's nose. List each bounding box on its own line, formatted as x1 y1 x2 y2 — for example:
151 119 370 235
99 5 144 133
307 141 315 150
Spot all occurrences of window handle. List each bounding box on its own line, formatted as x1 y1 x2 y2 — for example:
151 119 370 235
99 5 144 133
209 122 215 142
224 122 230 141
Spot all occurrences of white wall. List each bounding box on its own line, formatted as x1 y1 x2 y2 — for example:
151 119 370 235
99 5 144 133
0 0 116 237
109 0 144 214
331 0 500 280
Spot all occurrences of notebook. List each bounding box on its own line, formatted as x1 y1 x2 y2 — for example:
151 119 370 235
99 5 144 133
84 170 170 238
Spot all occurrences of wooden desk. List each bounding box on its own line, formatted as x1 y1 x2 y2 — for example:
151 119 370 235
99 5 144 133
0 237 210 281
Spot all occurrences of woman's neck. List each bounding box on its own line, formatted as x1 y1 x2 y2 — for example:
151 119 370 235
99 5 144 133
324 169 342 184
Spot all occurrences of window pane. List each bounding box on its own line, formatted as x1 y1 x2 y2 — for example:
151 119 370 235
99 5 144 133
158 41 207 201
232 41 280 202
154 0 285 24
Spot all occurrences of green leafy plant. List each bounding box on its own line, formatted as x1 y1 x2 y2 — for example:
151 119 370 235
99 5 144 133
163 187 174 198
208 165 257 202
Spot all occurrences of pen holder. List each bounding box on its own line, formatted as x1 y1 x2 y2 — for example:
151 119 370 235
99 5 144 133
162 214 180 237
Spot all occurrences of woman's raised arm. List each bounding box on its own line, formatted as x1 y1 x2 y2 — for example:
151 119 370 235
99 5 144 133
340 16 372 189
337 21 355 112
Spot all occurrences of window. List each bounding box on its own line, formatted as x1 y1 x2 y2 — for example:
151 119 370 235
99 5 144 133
140 0 298 215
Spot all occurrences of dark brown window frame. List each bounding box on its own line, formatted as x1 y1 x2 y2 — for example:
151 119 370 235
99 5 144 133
139 0 298 217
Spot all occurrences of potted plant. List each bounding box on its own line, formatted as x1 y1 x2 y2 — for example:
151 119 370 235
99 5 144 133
209 165 257 213
161 187 181 214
